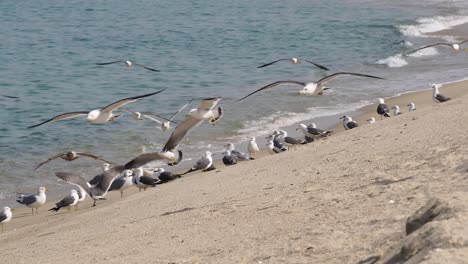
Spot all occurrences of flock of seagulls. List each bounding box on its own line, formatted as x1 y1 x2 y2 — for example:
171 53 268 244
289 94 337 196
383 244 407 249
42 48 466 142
1 38 464 232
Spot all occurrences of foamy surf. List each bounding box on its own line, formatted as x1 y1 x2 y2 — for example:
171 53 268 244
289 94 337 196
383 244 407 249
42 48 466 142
376 54 408 68
406 47 439 57
400 15 468 37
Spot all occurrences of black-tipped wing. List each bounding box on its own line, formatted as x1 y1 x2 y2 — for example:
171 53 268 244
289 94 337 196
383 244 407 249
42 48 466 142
76 152 114 164
211 106 223 123
347 121 359 129
406 43 453 54
303 60 330 71
33 152 67 171
108 176 125 191
133 63 160 72
284 137 303 145
16 194 38 206
0 212 6 222
55 172 92 196
377 104 390 115
169 98 195 120
2 95 19 99
95 61 125 65
257 59 290 68
435 93 451 102
458 40 468 45
199 97 222 110
139 176 158 186
162 116 204 152
94 165 125 195
140 113 175 123
55 195 76 208
124 150 183 169
28 111 89 129
237 80 306 101
101 89 166 113
316 72 384 86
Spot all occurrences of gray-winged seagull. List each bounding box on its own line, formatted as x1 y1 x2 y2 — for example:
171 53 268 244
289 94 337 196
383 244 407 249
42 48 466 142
340 115 359 130
0 207 13 233
376 98 391 119
49 190 79 213
432 84 451 103
257 58 329 71
406 40 468 54
96 60 160 72
16 187 47 215
108 169 134 198
182 151 214 175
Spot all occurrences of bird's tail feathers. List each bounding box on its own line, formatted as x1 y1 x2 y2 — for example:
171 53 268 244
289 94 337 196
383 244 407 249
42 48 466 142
49 207 60 212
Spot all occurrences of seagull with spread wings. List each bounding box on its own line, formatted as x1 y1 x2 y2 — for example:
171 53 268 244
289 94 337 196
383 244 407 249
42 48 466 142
28 89 166 128
406 40 468 55
34 151 114 171
257 58 329 71
96 60 160 72
238 72 384 100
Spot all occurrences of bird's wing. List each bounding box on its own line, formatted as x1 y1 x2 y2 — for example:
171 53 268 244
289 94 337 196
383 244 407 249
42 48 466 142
94 165 125 195
303 60 330 71
348 121 359 129
33 152 67 171
194 157 210 170
55 172 92 196
316 72 384 86
2 95 19 99
125 150 183 169
75 152 114 164
18 194 38 205
28 111 89 129
406 43 453 54
140 114 163 124
162 116 205 152
458 40 468 45
108 177 125 191
0 212 6 222
257 59 290 68
237 80 306 101
436 94 451 102
199 97 222 110
212 106 223 121
139 176 157 185
169 98 195 120
133 63 160 72
141 113 175 123
100 89 166 113
56 195 76 208
95 61 124 65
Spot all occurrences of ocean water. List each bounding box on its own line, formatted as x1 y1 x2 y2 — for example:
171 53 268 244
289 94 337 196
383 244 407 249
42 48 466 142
1 0 468 204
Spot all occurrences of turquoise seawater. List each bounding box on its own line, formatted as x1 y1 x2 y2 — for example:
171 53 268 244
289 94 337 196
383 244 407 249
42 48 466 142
1 0 468 203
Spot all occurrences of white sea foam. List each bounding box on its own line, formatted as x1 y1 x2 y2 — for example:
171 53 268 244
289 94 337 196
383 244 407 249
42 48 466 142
407 47 439 57
376 54 408 68
400 15 468 37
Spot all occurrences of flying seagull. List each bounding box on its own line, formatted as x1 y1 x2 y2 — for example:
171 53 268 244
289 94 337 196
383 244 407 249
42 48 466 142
55 165 125 207
28 89 166 128
392 105 402 116
108 169 134 198
340 115 359 130
34 151 114 171
432 84 451 103
96 60 160 72
2 95 19 99
257 58 329 71
376 98 391 119
124 150 183 169
49 190 79 213
0 207 13 233
16 187 47 215
162 97 222 152
406 40 468 55
238 72 384 100
182 151 214 175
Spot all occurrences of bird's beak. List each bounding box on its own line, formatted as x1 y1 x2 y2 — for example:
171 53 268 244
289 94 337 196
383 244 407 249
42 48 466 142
45 188 49 192
10 208 14 211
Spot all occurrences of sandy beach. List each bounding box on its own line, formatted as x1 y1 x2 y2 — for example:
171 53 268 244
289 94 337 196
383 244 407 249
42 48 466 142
1 77 467 263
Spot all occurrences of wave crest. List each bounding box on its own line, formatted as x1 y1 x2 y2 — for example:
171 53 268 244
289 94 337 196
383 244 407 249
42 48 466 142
400 15 468 37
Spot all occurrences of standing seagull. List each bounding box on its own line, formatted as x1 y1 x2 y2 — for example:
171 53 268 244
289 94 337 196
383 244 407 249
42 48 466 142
28 90 166 128
257 58 329 71
297 123 330 139
376 98 391 119
55 165 124 207
238 72 384 100
154 168 181 184
340 116 359 130
108 169 134 198
16 187 47 215
49 190 79 213
34 151 114 171
96 60 160 72
392 105 402 116
224 143 253 161
407 102 416 120
182 151 214 175
222 150 238 166
162 97 222 152
133 168 158 191
276 130 305 147
406 40 468 55
0 207 13 233
432 84 451 103
247 137 260 157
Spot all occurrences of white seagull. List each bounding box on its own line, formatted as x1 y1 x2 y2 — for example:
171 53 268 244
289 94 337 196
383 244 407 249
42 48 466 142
96 60 160 72
247 137 260 157
182 151 214 175
432 84 451 103
366 117 376 124
340 115 359 130
407 102 416 120
257 58 329 71
28 90 166 128
406 40 468 54
0 207 13 233
162 97 222 152
238 72 384 100
108 169 134 198
133 168 158 191
49 190 79 213
16 187 47 215
392 105 402 116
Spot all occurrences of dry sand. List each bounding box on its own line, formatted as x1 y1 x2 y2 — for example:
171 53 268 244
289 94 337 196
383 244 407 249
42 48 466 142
1 79 468 263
